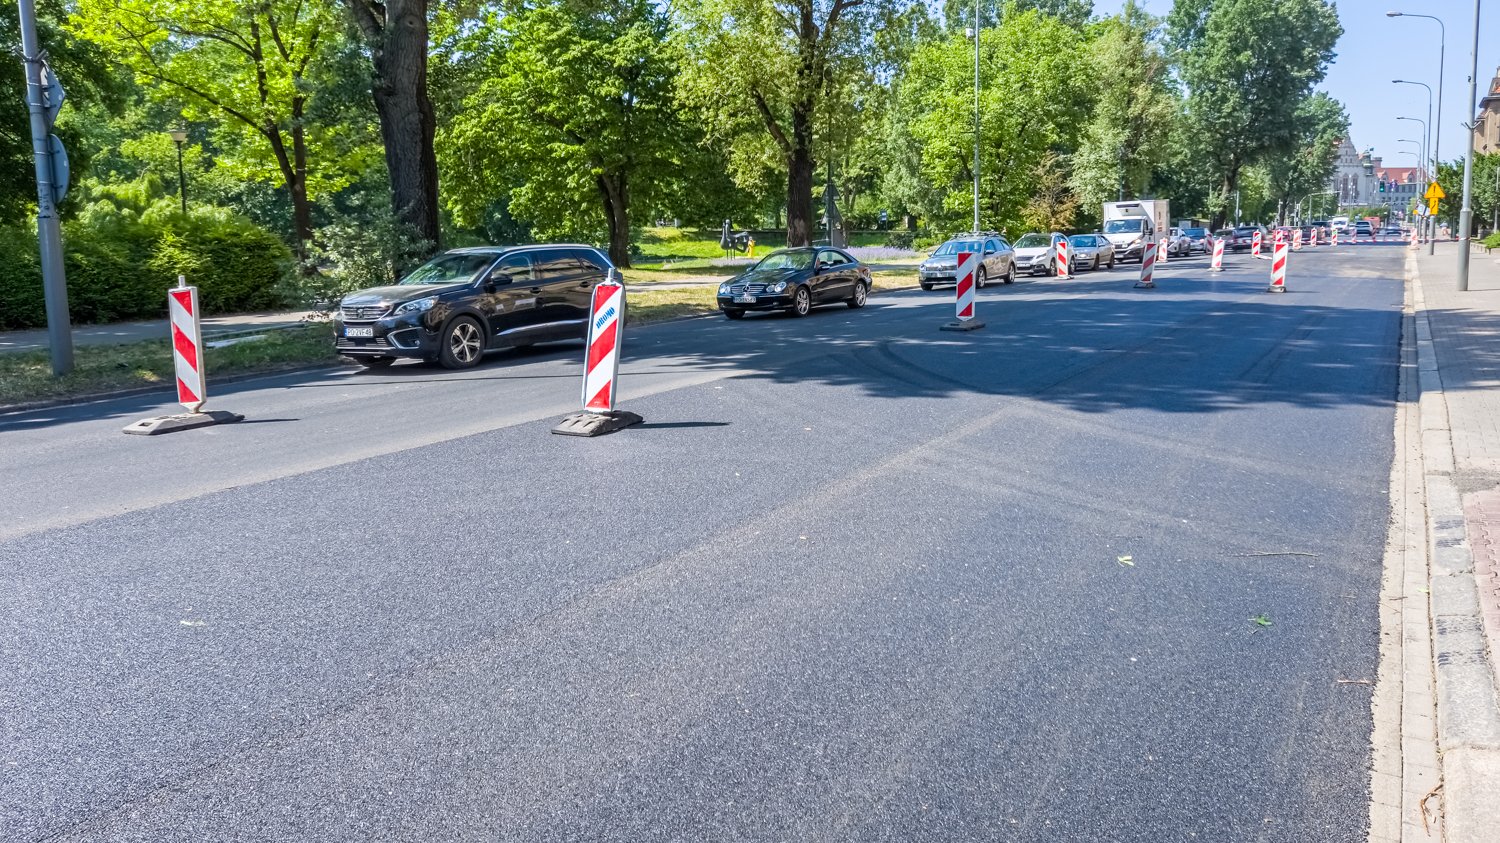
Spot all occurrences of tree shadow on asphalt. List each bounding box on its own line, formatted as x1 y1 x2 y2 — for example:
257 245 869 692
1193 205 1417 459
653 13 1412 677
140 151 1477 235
0 263 1417 432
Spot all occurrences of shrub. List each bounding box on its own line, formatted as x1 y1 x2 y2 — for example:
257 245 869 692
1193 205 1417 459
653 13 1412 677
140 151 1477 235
1484 232 1500 249
0 198 292 330
884 230 916 250
279 206 432 313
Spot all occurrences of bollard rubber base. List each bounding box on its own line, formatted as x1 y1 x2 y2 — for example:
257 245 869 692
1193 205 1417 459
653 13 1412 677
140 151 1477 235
551 410 644 437
1133 280 1156 289
1266 284 1287 294
1210 267 1225 272
122 409 243 436
940 319 985 332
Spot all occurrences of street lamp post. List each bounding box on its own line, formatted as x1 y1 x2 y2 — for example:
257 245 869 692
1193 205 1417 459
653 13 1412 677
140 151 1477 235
169 127 188 215
1388 12 1445 256
967 1 980 235
1397 116 1429 183
1393 75 1437 249
1455 0 1481 291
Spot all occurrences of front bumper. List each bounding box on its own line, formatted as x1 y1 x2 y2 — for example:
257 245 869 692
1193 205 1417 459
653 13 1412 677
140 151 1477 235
717 292 795 311
333 311 438 358
1112 243 1145 259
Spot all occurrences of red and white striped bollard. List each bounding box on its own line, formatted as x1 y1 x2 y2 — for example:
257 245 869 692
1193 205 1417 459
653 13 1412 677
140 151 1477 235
1268 236 1288 293
1135 241 1157 289
1210 236 1225 272
121 275 244 434
1054 236 1071 279
940 251 985 331
552 268 643 436
1252 230 1263 259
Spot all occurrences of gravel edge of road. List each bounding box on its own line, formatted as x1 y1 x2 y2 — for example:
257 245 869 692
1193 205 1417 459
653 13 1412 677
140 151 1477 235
1407 250 1500 841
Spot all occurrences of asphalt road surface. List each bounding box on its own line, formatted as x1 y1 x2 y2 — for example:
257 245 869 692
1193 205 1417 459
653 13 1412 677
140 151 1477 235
2 246 1405 841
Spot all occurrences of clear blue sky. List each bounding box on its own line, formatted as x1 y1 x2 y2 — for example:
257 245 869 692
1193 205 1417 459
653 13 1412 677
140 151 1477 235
1093 0 1495 167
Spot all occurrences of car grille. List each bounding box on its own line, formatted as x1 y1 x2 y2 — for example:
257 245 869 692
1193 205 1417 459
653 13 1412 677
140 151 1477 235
726 283 770 295
341 304 390 321
336 336 393 351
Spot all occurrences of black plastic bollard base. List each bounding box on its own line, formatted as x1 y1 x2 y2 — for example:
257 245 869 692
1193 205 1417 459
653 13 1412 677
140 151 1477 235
122 410 244 436
551 410 644 437
939 319 985 332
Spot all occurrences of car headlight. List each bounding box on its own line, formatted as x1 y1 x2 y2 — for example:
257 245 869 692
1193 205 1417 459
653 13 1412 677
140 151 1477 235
1129 236 1143 246
768 281 788 293
395 296 437 315
718 282 732 294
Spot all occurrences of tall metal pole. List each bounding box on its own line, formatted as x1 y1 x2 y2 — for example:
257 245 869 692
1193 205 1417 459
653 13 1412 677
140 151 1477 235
1455 0 1480 291
971 0 980 235
176 141 187 215
17 0 71 375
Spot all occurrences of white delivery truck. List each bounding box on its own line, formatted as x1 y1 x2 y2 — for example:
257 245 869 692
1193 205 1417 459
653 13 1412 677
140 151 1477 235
1102 199 1170 262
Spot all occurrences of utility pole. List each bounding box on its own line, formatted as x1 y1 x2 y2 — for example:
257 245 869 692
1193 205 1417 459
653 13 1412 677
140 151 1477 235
17 0 71 375
970 0 980 235
1455 0 1480 291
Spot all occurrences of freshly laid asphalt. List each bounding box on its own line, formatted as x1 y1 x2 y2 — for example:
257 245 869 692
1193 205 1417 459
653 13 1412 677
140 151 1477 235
2 246 1405 841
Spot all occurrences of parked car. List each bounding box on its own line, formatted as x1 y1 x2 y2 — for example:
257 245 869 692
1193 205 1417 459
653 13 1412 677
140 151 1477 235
1012 232 1062 276
918 234 1016 290
334 244 612 370
1223 225 1266 252
1066 233 1116 270
1182 227 1211 254
717 247 871 319
1164 227 1193 257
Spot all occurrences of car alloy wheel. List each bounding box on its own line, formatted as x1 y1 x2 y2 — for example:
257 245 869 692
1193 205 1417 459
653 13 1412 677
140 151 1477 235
1004 263 1015 284
976 266 987 289
847 282 867 309
792 286 811 317
441 316 484 369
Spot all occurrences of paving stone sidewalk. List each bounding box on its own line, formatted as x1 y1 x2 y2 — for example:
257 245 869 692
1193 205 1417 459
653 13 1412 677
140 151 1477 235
1407 243 1500 841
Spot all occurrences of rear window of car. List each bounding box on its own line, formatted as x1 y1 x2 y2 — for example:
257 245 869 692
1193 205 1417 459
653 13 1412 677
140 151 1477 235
1184 228 1207 237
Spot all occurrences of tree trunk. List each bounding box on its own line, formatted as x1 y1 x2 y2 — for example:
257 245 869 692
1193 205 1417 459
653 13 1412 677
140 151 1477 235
265 124 312 262
348 0 441 257
597 173 632 268
786 101 815 247
289 123 314 260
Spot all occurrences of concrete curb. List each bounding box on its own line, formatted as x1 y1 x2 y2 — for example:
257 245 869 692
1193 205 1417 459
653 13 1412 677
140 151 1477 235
1406 252 1500 840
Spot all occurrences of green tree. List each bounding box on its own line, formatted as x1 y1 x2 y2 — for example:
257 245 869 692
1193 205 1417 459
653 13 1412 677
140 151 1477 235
676 0 900 247
1166 0 1341 228
71 0 345 257
1068 1 1177 210
1263 92 1347 223
0 1 122 224
341 0 442 253
441 0 686 267
895 9 1091 234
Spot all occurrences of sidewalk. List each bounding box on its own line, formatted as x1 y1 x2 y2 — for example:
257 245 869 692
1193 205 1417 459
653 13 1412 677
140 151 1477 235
0 310 319 354
1399 242 1500 841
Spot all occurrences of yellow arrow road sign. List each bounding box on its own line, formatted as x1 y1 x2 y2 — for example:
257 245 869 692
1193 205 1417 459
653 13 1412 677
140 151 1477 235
1428 198 1440 215
1425 181 1446 200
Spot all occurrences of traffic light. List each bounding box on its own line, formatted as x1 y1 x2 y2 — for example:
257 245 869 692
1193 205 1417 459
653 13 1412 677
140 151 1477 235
1379 180 1387 193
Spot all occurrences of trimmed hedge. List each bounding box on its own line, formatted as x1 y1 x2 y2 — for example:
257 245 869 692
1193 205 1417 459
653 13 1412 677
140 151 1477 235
0 205 292 330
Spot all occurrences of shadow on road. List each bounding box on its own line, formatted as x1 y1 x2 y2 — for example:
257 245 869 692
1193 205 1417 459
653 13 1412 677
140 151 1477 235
0 259 1412 432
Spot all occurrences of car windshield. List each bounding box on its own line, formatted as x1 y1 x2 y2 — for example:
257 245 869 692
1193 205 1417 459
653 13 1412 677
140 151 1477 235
932 240 984 256
400 253 496 285
1104 219 1145 234
754 250 814 271
1015 234 1051 248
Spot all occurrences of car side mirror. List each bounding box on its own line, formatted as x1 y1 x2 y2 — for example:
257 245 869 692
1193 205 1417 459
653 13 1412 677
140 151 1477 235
485 272 512 292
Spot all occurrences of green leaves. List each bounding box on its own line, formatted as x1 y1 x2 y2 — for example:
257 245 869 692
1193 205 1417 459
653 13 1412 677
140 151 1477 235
894 9 1091 234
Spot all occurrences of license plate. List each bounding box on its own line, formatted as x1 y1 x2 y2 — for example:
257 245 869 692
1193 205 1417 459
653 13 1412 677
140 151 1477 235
735 294 756 304
344 326 374 338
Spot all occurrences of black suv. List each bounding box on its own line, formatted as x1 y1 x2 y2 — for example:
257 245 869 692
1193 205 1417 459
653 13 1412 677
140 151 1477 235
334 244 613 369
